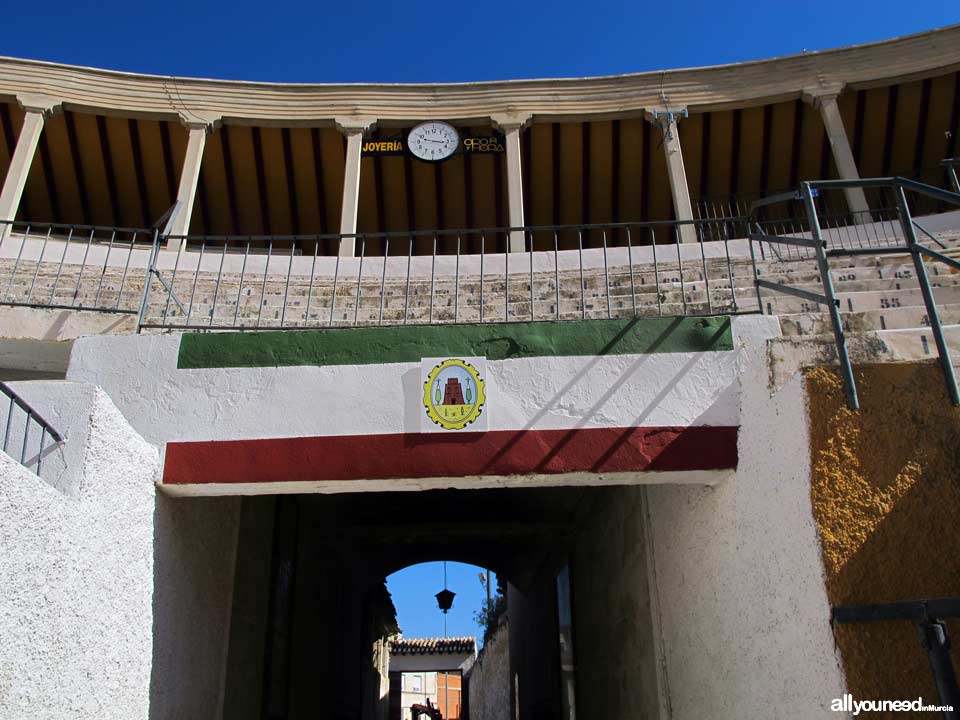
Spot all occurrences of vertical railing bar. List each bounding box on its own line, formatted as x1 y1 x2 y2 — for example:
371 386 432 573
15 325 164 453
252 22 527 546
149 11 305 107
747 221 764 314
93 229 116 306
554 230 561 321
402 236 412 325
3 395 13 453
281 242 295 327
115 231 137 310
698 223 713 314
20 411 30 466
803 182 859 410
330 247 341 327
505 240 510 322
161 238 182 325
208 242 226 328
379 238 388 326
35 425 45 475
479 234 485 323
602 229 611 319
626 226 637 317
675 226 687 315
429 235 436 325
25 227 51 304
454 234 461 324
255 241 272 328
72 228 95 306
354 237 366 326
135 230 159 333
651 227 662 317
4 225 30 303
722 222 737 312
896 184 960 406
49 226 73 305
529 231 535 321
185 241 205 326
578 228 585 319
233 241 250 329
304 238 319 327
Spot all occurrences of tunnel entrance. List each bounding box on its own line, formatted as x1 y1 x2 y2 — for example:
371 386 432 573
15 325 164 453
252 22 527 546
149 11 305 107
216 483 660 720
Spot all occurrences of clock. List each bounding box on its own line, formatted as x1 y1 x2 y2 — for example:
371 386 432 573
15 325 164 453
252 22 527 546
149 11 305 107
407 121 460 162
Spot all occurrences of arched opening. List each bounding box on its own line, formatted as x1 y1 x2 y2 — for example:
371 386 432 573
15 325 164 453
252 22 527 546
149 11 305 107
210 484 651 720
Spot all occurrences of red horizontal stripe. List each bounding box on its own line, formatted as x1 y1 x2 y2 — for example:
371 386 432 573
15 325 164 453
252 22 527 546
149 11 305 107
162 426 737 486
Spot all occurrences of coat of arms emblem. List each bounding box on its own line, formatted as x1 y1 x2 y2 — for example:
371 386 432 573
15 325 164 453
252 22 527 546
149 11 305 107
421 358 487 431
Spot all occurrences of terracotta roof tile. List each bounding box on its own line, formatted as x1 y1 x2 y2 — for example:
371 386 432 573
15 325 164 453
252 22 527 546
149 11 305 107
390 636 476 655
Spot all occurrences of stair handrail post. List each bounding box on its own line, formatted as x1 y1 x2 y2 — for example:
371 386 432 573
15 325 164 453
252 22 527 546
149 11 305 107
802 181 860 410
894 182 960 406
136 229 160 334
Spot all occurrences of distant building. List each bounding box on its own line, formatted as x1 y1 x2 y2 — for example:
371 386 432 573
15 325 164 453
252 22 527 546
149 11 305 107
389 637 476 720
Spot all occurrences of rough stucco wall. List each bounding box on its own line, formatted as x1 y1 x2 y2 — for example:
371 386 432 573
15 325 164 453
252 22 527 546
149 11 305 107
0 385 158 719
646 332 847 718
466 621 511 720
149 493 242 720
806 363 960 707
571 485 660 719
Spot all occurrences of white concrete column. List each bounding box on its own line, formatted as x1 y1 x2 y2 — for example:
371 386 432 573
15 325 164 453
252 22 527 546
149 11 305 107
335 117 376 257
650 109 697 244
166 118 216 249
804 90 871 219
0 95 61 238
492 113 532 252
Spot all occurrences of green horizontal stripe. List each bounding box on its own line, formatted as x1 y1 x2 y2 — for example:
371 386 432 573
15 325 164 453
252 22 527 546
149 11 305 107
177 316 733 369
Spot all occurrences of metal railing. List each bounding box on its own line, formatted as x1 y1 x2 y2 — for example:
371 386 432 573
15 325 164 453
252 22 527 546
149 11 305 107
832 597 959 719
138 218 757 332
0 382 63 476
0 220 155 315
944 158 960 195
748 176 960 409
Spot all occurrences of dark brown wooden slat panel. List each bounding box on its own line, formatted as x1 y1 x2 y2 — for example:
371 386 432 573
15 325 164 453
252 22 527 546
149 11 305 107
250 127 271 235
63 112 91 225
127 118 151 226
96 115 121 225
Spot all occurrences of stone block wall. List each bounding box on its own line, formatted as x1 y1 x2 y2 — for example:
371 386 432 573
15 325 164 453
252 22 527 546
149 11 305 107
465 619 511 720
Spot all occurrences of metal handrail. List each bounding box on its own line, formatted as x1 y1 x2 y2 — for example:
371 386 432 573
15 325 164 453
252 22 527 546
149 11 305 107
747 173 960 410
832 597 959 719
137 217 757 332
0 382 63 476
162 216 747 245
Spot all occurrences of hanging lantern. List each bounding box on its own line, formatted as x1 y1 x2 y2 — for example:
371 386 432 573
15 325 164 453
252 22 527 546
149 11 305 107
435 588 456 613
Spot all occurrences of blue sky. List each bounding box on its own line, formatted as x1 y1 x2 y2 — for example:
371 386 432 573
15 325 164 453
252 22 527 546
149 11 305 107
387 562 495 642
1 3 956 83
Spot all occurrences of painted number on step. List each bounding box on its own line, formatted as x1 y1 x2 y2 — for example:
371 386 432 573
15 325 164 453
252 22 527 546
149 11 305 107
880 297 901 309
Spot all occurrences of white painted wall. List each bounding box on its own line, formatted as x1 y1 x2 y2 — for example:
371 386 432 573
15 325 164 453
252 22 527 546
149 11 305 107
0 381 242 720
66 332 741 446
644 324 848 718
0 384 158 719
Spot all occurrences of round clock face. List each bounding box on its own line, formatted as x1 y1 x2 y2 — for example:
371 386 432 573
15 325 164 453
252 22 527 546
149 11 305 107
408 121 459 162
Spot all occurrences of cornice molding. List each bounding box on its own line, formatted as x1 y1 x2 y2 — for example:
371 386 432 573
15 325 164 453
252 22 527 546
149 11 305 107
0 25 957 124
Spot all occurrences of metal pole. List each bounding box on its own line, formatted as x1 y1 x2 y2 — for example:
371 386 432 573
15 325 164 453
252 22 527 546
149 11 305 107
354 237 365 326
255 241 271 328
917 619 960 719
896 184 960 405
803 182 860 410
209 243 227 328
135 230 160 333
234 241 250 329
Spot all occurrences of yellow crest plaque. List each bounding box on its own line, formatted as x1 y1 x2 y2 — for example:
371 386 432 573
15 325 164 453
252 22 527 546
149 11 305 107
422 358 487 431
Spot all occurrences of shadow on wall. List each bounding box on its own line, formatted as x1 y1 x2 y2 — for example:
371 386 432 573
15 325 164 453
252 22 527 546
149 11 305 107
149 493 242 720
806 364 960 706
